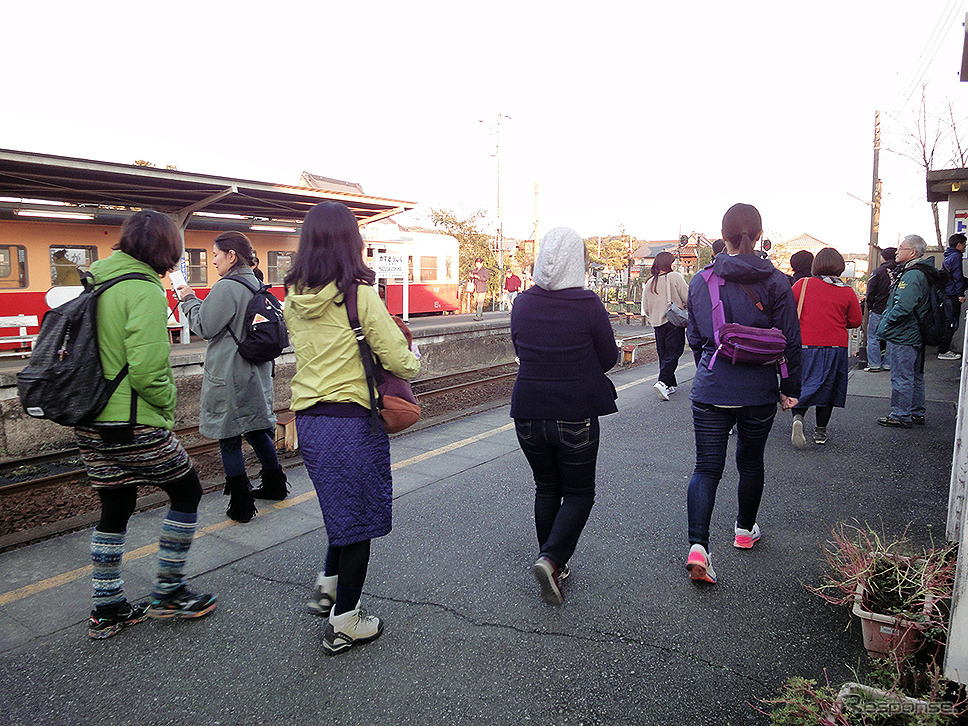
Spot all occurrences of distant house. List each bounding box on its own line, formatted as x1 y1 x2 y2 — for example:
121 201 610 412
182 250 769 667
772 233 867 280
632 233 713 274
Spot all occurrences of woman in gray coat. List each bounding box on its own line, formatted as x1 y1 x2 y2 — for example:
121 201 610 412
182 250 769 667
176 232 287 522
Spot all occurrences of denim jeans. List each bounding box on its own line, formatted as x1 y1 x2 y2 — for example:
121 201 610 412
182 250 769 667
515 417 600 568
889 344 925 422
866 312 891 368
219 428 281 479
687 401 777 550
939 297 963 354
654 321 686 387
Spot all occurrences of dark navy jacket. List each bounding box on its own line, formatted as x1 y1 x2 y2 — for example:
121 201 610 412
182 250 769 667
687 254 802 406
943 247 968 297
510 286 619 420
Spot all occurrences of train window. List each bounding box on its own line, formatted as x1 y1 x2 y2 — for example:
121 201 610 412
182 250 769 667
186 249 208 285
0 246 27 289
267 251 293 285
50 246 96 286
444 255 453 282
419 256 437 282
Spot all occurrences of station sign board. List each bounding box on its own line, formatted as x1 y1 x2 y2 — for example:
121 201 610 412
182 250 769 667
373 252 406 278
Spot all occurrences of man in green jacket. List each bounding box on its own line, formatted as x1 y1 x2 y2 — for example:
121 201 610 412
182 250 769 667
876 234 931 428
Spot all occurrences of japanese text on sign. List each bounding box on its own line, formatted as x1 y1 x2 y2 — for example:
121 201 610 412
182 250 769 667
373 253 406 278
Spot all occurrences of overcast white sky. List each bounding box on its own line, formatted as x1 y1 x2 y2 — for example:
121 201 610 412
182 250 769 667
3 1 968 251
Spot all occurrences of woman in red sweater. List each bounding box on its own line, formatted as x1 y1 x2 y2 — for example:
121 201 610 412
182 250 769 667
790 247 862 447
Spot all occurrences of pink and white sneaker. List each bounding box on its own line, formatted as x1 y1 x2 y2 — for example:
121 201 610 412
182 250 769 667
686 544 717 583
733 522 761 549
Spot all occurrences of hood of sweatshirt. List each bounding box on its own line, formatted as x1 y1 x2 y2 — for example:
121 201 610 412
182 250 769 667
284 281 345 320
712 252 776 285
533 227 586 290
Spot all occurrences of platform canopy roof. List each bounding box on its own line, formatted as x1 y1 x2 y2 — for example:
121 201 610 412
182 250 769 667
0 149 416 227
927 167 968 204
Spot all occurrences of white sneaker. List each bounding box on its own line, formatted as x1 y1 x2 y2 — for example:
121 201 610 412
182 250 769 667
668 386 677 394
734 522 761 549
938 352 962 360
653 381 670 401
791 416 807 450
306 573 338 616
323 606 384 655
686 544 717 583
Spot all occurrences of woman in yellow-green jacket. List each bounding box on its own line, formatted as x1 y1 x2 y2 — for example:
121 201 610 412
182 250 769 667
81 210 216 640
284 202 419 655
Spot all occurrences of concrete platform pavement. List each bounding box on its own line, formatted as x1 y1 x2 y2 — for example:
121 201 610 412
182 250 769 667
0 350 962 725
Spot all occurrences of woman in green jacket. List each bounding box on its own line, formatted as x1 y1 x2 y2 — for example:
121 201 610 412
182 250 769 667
81 210 216 639
285 202 419 655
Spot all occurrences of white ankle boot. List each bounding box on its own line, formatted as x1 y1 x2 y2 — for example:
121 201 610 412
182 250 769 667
306 573 338 616
323 606 384 655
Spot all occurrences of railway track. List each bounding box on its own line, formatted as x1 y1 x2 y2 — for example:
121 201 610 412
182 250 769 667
0 343 655 503
411 362 520 398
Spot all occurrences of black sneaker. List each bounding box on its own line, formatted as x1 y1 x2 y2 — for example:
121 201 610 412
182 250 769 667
88 600 149 639
877 416 913 429
912 415 926 425
147 586 217 619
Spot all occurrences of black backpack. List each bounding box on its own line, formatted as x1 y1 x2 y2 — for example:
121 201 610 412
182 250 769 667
223 277 289 363
17 273 153 426
906 263 955 347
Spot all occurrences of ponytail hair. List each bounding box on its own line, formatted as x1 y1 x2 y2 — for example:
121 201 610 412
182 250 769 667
649 251 675 293
722 203 762 255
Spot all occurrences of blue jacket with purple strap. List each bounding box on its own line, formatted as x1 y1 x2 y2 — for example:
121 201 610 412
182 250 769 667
687 253 802 406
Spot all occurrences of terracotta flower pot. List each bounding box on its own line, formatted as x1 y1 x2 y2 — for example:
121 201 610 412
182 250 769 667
851 582 927 658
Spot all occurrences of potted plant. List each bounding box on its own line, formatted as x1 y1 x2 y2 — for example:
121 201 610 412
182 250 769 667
810 522 956 659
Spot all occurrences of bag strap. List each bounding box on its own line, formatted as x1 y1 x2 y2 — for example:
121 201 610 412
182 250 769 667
796 278 808 319
221 275 261 346
93 273 153 423
345 284 383 432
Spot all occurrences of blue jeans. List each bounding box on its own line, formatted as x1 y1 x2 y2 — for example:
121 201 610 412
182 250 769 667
219 428 281 479
866 312 891 368
515 418 600 568
687 402 777 550
654 321 686 387
889 344 925 422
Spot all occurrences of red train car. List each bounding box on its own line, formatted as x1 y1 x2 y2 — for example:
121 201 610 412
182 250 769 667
0 215 458 349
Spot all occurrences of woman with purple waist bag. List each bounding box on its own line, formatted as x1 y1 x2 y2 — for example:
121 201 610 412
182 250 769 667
683 203 802 585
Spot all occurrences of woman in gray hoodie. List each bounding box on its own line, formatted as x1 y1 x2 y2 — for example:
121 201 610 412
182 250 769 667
510 227 619 605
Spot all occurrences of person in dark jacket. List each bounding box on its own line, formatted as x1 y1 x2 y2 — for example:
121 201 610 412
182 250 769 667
788 250 814 286
684 203 801 585
862 247 897 372
876 234 933 427
510 227 618 606
938 233 967 359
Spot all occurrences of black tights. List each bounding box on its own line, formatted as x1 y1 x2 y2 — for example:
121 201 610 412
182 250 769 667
96 469 203 534
324 539 371 615
793 405 833 429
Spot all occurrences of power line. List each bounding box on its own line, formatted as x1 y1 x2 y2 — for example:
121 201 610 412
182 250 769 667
891 0 966 114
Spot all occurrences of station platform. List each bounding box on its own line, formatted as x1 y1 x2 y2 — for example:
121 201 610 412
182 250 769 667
0 347 962 725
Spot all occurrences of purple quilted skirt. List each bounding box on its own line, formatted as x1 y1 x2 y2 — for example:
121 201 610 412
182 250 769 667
296 414 392 546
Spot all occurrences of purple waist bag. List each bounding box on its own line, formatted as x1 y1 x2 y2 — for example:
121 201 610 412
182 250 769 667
700 268 788 377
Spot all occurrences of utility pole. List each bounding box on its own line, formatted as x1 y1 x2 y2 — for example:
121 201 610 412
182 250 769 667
495 113 508 274
532 181 539 272
868 111 882 278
